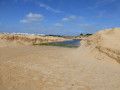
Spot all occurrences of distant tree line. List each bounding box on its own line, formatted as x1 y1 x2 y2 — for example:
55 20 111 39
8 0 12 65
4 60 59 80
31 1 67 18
46 34 62 37
45 33 93 37
80 33 92 36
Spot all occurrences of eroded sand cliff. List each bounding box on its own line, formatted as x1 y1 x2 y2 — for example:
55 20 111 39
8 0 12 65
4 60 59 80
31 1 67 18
0 34 68 47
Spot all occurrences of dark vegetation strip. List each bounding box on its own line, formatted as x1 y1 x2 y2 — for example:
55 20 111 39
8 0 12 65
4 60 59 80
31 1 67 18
33 43 79 48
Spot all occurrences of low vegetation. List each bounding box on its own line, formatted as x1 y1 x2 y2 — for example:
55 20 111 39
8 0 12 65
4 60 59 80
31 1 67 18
33 43 79 48
80 33 93 36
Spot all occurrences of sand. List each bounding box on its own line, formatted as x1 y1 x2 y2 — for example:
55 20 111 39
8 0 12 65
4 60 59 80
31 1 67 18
0 34 68 47
0 28 120 90
78 27 120 63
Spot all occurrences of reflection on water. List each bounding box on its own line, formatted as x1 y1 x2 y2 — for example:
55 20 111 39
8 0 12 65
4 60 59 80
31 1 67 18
52 39 82 46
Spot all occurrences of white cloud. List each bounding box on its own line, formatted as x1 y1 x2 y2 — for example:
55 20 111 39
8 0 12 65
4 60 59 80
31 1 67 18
70 15 77 19
20 20 30 23
26 13 43 18
20 13 44 23
62 15 85 22
19 0 63 13
62 18 69 22
53 23 63 27
39 3 62 13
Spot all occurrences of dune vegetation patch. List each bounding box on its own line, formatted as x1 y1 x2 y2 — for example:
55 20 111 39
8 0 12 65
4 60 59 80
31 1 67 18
33 43 79 48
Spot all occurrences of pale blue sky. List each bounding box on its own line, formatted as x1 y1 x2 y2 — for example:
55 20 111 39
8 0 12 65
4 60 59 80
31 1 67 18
0 0 120 35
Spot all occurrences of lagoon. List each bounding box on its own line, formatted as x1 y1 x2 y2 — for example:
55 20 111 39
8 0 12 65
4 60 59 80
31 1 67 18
52 39 82 47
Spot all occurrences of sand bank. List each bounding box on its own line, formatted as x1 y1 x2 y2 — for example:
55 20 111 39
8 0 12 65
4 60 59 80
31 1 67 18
0 34 69 47
78 27 120 63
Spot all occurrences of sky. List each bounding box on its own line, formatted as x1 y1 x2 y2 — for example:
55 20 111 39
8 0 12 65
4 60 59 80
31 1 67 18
0 0 120 36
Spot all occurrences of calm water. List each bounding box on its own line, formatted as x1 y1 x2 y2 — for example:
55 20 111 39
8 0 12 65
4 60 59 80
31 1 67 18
52 39 82 46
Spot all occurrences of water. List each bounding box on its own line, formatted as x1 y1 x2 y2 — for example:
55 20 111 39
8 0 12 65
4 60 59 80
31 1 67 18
52 39 82 47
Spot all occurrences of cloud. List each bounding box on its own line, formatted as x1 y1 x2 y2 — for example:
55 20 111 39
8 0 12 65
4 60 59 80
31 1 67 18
70 15 77 19
97 10 106 18
62 15 85 22
26 13 43 19
20 13 44 23
61 18 69 22
20 20 30 23
53 23 63 27
16 0 62 13
39 3 62 13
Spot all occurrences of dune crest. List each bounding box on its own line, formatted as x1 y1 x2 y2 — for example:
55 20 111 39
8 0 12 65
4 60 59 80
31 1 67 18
79 27 120 63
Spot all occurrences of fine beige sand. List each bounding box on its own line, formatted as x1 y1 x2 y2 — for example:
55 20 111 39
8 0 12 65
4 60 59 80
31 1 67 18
0 34 69 47
78 27 120 63
0 28 120 90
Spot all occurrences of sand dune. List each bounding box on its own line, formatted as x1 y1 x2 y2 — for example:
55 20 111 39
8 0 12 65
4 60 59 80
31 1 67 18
0 28 120 90
0 34 67 47
78 27 120 63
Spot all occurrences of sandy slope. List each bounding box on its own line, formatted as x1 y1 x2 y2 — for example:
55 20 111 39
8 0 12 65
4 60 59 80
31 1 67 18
0 28 120 90
78 27 120 63
0 46 120 90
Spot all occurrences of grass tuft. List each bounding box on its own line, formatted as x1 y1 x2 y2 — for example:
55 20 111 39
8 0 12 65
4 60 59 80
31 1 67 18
33 43 79 48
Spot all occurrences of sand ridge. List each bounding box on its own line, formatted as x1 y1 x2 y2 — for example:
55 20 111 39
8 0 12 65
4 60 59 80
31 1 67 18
0 34 68 47
79 27 120 63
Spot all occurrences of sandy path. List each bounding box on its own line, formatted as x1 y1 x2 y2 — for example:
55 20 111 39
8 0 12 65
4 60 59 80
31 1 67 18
0 46 120 90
